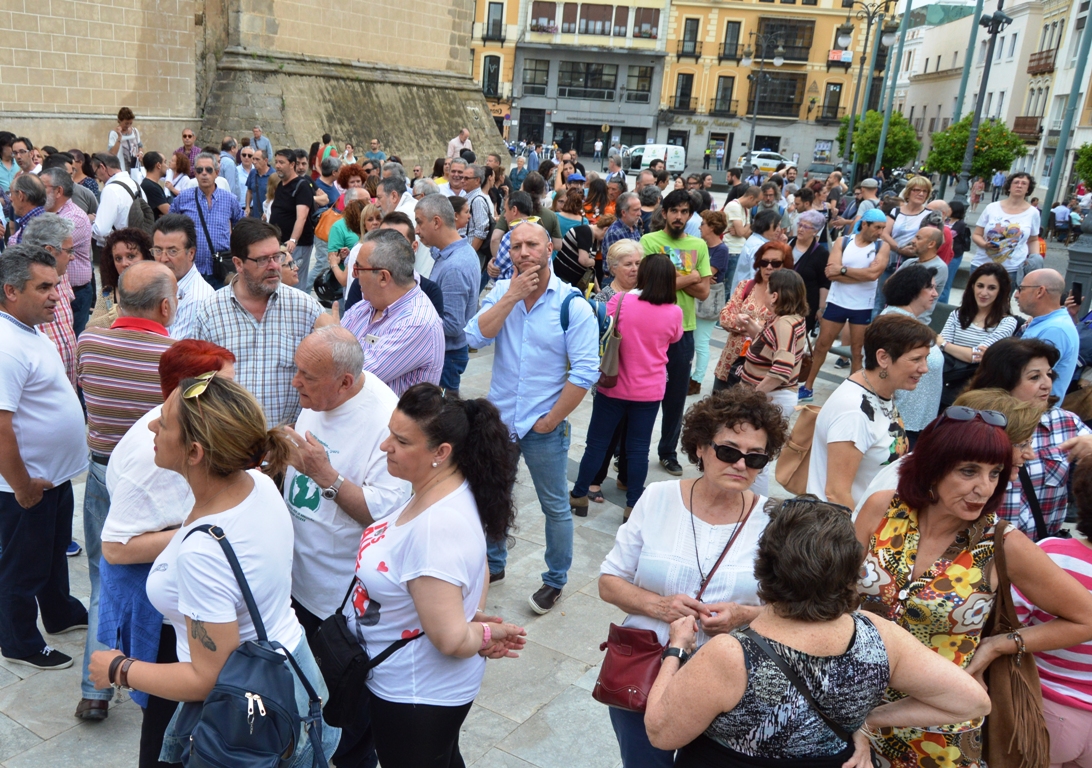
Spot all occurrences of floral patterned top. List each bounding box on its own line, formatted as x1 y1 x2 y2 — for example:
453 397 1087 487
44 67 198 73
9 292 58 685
714 279 775 382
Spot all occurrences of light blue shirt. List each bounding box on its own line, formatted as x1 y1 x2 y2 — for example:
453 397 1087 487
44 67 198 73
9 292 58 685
251 135 274 161
428 238 480 350
219 152 243 203
730 232 769 292
465 272 600 438
1023 307 1080 398
685 212 702 238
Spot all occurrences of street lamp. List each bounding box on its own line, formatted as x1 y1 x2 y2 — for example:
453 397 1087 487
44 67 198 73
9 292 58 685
741 32 784 174
839 0 894 186
874 3 914 176
952 1 1013 206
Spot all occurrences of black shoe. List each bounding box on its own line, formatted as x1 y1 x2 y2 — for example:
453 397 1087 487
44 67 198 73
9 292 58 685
5 646 73 670
529 584 562 614
47 622 88 635
660 457 683 476
489 569 506 585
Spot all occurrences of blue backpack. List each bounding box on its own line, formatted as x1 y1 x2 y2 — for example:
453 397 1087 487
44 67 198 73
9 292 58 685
561 289 615 358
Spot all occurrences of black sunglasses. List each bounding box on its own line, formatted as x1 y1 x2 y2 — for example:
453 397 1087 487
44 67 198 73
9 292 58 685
940 406 1007 428
711 442 770 469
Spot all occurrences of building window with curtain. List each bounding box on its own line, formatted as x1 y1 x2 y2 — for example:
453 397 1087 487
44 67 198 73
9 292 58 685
634 8 659 38
482 56 501 96
613 7 628 36
579 4 612 35
530 1 557 31
562 3 578 33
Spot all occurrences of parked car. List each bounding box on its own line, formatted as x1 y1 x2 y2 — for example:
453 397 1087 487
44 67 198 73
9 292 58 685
804 162 838 183
737 151 791 174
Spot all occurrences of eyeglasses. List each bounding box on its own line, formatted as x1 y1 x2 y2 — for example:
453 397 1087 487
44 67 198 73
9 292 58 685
1015 284 1042 292
240 254 280 266
182 134 195 139
194 166 216 175
57 246 76 256
352 263 385 276
151 246 186 258
509 216 542 229
940 406 1008 428
282 260 298 270
182 370 216 401
710 442 770 469
759 259 784 268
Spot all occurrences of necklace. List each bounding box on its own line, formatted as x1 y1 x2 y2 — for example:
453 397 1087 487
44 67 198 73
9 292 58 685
861 369 897 422
688 477 745 595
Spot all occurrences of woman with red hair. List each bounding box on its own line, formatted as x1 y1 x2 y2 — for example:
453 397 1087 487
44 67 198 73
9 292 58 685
855 409 1092 768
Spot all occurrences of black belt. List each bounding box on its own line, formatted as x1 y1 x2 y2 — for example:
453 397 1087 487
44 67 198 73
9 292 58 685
90 453 110 466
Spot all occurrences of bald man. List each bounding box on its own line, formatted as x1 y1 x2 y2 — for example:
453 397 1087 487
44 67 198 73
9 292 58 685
898 226 948 324
1017 268 1078 397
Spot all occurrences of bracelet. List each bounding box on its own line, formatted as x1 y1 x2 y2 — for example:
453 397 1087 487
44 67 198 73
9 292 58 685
479 623 492 650
1008 629 1027 667
108 653 126 687
119 658 136 690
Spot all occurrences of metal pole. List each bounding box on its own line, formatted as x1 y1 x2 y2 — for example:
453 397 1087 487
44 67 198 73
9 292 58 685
1044 13 1092 211
953 5 1003 206
842 17 875 186
853 13 887 176
875 0 913 174
746 36 768 175
940 0 986 197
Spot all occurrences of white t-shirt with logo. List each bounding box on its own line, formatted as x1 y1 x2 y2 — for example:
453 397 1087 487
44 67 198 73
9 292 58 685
146 471 304 662
284 376 410 619
970 202 1041 271
827 236 882 311
343 481 487 706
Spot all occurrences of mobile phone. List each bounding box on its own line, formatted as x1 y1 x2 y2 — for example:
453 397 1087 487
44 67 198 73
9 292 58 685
1073 282 1084 307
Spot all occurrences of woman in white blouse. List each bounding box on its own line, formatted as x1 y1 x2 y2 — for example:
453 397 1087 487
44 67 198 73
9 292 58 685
598 386 789 768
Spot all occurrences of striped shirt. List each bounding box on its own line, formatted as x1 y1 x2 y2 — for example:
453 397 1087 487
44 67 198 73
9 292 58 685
740 314 807 389
171 263 216 340
939 312 1018 351
40 273 77 390
191 279 322 427
341 285 444 396
76 318 174 456
56 199 94 287
1013 537 1092 711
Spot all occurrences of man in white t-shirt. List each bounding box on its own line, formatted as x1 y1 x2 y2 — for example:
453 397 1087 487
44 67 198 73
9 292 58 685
0 244 89 671
91 152 142 246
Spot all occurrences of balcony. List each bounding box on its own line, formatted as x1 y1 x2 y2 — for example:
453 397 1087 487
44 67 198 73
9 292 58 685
1013 116 1042 141
669 96 698 113
815 105 845 124
527 21 558 33
750 100 803 118
709 98 740 116
522 83 547 96
557 86 616 101
677 39 703 60
1027 48 1057 75
756 44 811 62
482 21 506 43
720 43 745 62
625 91 652 104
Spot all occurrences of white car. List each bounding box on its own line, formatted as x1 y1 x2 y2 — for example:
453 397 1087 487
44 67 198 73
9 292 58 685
738 151 791 174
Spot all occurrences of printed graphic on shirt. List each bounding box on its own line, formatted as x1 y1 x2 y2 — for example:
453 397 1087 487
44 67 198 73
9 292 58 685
983 221 1023 263
652 244 697 274
350 579 382 627
289 474 320 512
357 521 389 563
859 393 908 465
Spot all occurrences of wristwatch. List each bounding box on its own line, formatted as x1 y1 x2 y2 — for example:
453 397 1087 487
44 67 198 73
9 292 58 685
661 647 689 664
320 474 345 501
839 266 848 276
938 338 948 350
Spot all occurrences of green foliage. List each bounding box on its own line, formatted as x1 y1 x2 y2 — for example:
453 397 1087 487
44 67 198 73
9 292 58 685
1074 144 1092 187
836 110 921 169
924 115 1027 178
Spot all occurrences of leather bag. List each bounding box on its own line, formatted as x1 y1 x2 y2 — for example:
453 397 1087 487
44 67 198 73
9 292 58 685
313 207 342 243
598 293 624 388
774 404 822 496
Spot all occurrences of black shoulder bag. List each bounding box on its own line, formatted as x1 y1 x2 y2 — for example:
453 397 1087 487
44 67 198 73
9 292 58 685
194 192 235 282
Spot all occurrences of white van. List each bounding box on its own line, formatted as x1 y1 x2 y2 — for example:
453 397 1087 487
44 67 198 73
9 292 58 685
623 144 687 175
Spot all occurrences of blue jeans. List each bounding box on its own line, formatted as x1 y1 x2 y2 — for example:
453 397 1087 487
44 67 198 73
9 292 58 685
691 318 717 385
658 331 695 461
938 252 963 304
487 421 572 588
609 706 674 768
81 459 112 701
873 261 898 318
440 346 470 393
306 240 328 294
70 279 95 338
292 244 313 293
573 393 659 508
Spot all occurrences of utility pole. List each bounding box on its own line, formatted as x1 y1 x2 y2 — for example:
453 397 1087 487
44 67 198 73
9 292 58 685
1044 13 1092 210
853 17 888 175
939 0 986 197
875 0 914 174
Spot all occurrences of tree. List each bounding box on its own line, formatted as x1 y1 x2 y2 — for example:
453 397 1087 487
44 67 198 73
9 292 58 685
1074 143 1092 187
836 110 921 169
924 115 1027 178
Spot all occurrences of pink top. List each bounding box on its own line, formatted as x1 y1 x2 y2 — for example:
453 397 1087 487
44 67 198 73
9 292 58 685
599 292 683 402
1014 537 1092 711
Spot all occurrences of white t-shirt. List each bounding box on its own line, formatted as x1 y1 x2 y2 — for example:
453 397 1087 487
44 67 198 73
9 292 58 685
146 471 304 663
0 314 87 492
108 128 142 173
285 377 410 618
971 201 1041 271
807 379 908 506
600 481 767 647
827 236 882 311
103 406 192 544
724 200 749 254
343 481 487 706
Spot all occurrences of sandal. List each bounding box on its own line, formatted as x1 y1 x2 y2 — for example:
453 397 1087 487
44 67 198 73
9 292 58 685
588 488 605 503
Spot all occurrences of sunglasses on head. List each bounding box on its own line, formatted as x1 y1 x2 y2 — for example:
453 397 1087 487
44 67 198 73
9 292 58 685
509 216 542 229
711 442 770 469
759 259 783 268
940 406 1008 428
182 370 216 401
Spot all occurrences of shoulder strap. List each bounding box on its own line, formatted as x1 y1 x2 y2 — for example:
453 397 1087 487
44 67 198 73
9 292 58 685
560 290 577 332
331 576 426 669
183 524 268 641
741 627 855 745
107 178 139 201
192 191 217 255
741 279 756 301
695 494 757 602
1018 467 1049 541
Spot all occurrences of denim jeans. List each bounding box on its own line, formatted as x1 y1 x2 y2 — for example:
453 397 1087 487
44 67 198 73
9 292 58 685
292 244 313 293
487 421 572 588
440 346 470 394
70 278 95 338
609 706 674 768
306 240 328 295
691 318 718 385
658 331 695 461
873 262 898 318
938 252 962 304
81 459 112 701
573 393 660 509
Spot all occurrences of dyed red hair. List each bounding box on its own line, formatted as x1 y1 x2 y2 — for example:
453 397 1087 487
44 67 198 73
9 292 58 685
752 241 794 283
158 340 236 399
896 415 1013 515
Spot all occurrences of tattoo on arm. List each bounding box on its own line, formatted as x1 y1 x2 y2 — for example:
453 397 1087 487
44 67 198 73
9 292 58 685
191 620 217 652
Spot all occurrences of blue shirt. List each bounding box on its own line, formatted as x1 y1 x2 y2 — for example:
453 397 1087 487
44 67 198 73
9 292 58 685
246 167 274 218
527 152 540 172
169 187 243 274
314 178 340 216
428 238 480 350
219 152 243 202
251 135 274 161
1023 307 1080 398
465 272 601 438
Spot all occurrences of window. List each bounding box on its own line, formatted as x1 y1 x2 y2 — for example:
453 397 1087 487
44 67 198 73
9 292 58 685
802 0 817 5
995 38 1003 61
984 92 993 115
713 76 735 112
923 58 929 73
996 91 1005 117
634 8 659 38
757 17 815 60
680 18 700 55
522 59 550 95
928 117 936 133
482 55 501 96
613 7 628 36
626 65 652 102
673 72 695 109
842 0 855 7
1008 34 1017 57
953 50 958 67
579 4 612 35
781 0 797 5
821 82 842 120
485 3 504 39
1049 22 1057 48
530 1 556 29
909 105 915 122
1026 87 1036 113
1040 25 1049 50
562 2 577 33
746 72 806 117
936 55 941 71
979 40 988 63
558 61 618 99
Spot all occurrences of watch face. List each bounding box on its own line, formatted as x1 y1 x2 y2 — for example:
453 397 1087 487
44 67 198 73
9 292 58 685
321 488 337 500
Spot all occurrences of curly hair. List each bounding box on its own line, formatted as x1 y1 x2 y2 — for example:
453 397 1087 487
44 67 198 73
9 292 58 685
342 199 366 236
101 228 154 290
681 385 788 467
337 163 368 189
396 384 518 543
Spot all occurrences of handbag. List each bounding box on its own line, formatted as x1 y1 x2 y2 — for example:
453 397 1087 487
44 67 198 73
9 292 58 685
981 520 1051 768
592 495 757 712
194 193 234 282
742 627 880 768
179 525 326 768
774 404 822 496
798 322 814 384
695 280 726 321
313 207 342 243
940 351 979 409
598 293 624 388
310 578 426 729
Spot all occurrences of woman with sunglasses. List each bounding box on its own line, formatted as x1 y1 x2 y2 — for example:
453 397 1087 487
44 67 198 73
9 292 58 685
964 338 1092 539
89 374 340 766
855 407 1092 768
598 386 787 768
712 242 793 390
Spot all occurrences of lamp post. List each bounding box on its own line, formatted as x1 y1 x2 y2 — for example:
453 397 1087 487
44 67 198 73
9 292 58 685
875 1 913 175
952 1 1012 206
938 0 986 197
838 0 895 186
741 33 785 176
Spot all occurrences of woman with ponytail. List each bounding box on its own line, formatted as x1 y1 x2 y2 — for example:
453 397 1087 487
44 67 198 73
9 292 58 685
89 373 340 767
348 383 527 768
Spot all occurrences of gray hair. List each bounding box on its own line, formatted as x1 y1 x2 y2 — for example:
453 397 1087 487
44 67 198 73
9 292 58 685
0 244 56 302
92 152 121 171
797 210 827 232
415 193 456 228
40 168 75 199
606 239 642 270
379 176 405 198
616 191 639 212
362 229 416 286
11 174 46 206
382 161 405 179
449 157 468 171
195 152 218 171
118 264 175 313
21 213 74 249
320 156 341 177
638 185 661 207
413 178 440 197
252 149 266 162
311 326 365 379
466 164 486 183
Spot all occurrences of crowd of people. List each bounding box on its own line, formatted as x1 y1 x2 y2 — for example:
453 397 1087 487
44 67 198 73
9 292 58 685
2 109 1092 768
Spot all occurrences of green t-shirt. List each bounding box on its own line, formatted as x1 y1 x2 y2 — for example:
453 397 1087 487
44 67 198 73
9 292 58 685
640 230 712 331
327 219 360 254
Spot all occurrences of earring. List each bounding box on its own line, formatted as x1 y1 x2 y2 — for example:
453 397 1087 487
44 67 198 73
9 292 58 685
431 462 439 468
928 486 938 503
878 369 889 379
697 458 704 472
